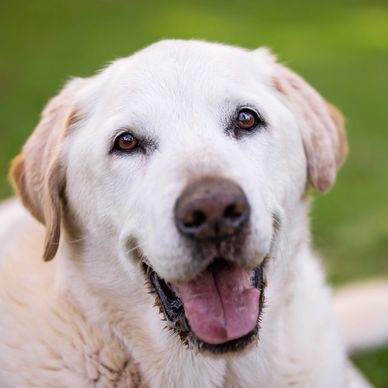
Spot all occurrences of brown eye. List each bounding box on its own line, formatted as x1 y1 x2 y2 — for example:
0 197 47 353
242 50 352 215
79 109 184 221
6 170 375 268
114 132 139 152
236 108 259 130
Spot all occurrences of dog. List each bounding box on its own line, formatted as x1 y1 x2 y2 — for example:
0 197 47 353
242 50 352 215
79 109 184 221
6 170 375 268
0 39 386 387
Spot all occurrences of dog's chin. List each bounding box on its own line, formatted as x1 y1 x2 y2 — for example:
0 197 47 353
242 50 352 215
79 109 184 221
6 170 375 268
142 257 267 355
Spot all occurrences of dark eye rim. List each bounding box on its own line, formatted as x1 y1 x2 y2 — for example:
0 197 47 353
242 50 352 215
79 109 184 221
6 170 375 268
237 108 259 129
230 106 267 137
113 131 139 153
109 128 157 156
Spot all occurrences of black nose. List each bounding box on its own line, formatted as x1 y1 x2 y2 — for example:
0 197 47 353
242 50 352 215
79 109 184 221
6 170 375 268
174 177 250 241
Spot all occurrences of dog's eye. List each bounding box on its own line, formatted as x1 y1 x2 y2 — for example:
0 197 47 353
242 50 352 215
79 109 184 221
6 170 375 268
235 108 261 131
113 132 139 152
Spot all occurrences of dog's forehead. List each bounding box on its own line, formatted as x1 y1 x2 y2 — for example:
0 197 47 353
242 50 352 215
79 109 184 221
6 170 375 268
99 40 274 110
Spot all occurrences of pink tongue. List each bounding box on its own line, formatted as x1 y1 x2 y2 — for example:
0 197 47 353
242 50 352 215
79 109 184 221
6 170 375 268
173 265 260 345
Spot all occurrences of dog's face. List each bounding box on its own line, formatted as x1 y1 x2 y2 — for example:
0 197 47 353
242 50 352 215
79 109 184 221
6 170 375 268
11 40 347 354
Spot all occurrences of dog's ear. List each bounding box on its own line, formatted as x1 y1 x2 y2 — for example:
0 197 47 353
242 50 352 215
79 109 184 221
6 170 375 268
10 78 84 261
273 62 348 192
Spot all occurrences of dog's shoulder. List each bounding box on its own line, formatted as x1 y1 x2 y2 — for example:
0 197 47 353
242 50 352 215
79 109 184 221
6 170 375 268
0 198 45 262
0 199 146 387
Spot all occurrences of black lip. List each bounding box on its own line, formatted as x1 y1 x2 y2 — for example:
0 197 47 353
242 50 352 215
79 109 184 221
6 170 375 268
143 259 267 354
148 268 185 326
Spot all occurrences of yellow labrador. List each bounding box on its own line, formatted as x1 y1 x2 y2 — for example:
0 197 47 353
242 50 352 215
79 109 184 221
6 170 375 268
1 40 384 387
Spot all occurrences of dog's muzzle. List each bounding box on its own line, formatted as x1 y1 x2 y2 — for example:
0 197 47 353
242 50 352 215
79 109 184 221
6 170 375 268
170 178 259 346
140 177 267 353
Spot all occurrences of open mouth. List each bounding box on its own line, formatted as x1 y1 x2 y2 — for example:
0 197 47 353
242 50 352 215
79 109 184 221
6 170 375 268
143 258 267 354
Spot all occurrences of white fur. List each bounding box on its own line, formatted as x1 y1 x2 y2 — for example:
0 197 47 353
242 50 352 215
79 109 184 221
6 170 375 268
0 40 379 387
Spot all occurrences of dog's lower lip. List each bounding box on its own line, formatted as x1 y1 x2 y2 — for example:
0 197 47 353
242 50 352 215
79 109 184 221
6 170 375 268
148 269 184 324
143 258 266 352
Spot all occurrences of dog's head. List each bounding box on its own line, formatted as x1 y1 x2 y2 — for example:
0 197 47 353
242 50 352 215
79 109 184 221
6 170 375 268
10 40 347 354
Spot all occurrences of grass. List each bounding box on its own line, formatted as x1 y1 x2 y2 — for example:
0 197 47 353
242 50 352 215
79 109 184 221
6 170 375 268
1 0 387 385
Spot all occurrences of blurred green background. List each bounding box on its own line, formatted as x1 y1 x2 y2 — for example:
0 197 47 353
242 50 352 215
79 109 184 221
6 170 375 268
0 0 387 385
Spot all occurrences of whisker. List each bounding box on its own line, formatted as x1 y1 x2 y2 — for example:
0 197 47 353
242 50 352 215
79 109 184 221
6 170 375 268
126 244 143 255
65 236 88 245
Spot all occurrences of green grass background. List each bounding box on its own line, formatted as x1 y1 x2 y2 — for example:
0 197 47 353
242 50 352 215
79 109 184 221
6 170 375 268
0 0 387 385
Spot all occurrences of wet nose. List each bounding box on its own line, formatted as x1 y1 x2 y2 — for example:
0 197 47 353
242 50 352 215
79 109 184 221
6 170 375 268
174 177 250 241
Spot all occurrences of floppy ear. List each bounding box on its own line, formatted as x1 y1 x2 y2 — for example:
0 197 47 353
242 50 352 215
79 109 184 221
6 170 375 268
10 78 84 261
273 63 348 192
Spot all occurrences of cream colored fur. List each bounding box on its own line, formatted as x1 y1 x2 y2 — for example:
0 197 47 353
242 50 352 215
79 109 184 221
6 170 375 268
0 40 385 387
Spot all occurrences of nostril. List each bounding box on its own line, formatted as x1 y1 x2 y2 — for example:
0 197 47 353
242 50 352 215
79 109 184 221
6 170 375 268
223 203 245 222
183 210 207 229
